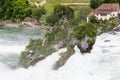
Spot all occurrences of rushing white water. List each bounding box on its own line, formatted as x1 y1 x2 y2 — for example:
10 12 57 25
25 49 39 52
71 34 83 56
0 26 45 70
1 27 120 80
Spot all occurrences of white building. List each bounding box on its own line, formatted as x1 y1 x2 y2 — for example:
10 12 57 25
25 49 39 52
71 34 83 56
87 3 120 22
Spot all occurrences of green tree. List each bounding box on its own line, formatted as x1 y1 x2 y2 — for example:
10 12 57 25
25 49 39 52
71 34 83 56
0 7 3 19
70 6 92 26
103 0 118 3
117 0 120 3
73 22 97 40
46 14 59 26
53 5 74 20
46 5 74 26
11 0 31 20
0 0 46 22
90 0 120 9
89 16 98 24
90 0 98 9
31 6 46 20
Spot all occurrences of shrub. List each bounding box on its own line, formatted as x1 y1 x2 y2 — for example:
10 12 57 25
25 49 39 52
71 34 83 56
46 5 74 26
73 22 97 40
89 16 98 24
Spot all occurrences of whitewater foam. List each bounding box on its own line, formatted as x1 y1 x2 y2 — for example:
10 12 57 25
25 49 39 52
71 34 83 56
1 32 120 80
0 46 25 54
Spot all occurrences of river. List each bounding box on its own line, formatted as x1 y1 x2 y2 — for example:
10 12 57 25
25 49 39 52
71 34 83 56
0 26 120 80
0 26 45 70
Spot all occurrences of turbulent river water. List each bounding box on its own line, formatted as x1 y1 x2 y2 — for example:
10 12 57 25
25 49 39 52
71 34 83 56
0 26 120 80
0 26 45 71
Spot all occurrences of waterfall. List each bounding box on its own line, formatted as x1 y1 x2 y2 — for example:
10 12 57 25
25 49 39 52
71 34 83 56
0 26 120 80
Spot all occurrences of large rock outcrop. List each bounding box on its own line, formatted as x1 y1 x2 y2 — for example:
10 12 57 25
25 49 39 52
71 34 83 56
19 22 97 68
70 37 95 53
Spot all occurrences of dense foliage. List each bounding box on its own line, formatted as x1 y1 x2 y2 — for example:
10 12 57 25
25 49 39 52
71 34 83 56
45 27 67 44
70 6 92 26
0 0 46 22
89 16 98 24
46 5 74 26
98 18 117 33
73 22 97 40
20 39 55 67
90 0 120 9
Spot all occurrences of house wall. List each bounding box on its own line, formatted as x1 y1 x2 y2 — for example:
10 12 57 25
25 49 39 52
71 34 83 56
87 4 119 22
87 17 89 22
95 11 119 20
111 11 118 17
95 14 111 20
117 5 120 14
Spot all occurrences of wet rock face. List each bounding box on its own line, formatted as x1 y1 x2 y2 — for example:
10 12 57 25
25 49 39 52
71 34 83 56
53 40 67 50
27 55 45 68
53 47 74 70
113 25 120 31
52 36 96 70
79 42 95 53
70 37 95 53
69 38 80 48
58 40 66 48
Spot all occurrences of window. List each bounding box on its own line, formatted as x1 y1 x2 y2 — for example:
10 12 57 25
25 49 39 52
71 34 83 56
96 13 98 16
100 18 103 20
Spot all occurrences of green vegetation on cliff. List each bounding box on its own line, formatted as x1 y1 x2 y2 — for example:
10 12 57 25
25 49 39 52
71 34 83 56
73 22 97 40
46 27 67 44
20 39 55 67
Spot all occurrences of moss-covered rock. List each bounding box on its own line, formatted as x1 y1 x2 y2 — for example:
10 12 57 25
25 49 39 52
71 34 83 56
53 45 74 70
19 39 55 68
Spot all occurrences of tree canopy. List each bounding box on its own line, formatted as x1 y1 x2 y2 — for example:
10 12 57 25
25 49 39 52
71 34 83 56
89 16 98 24
70 6 92 26
0 0 46 22
90 0 120 9
73 22 97 40
46 5 74 26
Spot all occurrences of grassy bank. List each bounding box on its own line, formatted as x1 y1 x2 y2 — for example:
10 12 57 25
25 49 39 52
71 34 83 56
47 0 90 3
31 0 90 3
29 0 90 21
41 4 91 20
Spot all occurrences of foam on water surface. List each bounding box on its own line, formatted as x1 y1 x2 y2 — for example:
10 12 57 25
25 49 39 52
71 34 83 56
0 27 120 80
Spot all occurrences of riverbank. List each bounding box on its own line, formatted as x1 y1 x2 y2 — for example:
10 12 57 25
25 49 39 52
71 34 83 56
61 2 90 6
0 23 49 30
4 23 20 27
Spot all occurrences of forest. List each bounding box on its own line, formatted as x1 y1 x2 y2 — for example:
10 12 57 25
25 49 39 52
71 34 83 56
90 0 120 9
0 0 46 22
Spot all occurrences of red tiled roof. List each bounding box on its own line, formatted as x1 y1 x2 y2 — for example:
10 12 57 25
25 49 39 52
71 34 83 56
95 3 119 14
